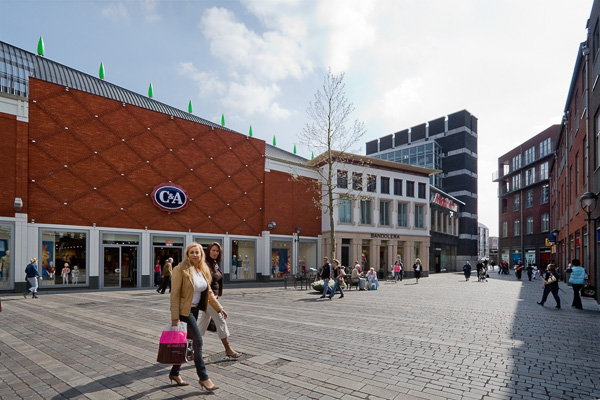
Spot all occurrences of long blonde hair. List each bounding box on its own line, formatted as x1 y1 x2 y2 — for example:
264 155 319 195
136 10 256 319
178 242 212 284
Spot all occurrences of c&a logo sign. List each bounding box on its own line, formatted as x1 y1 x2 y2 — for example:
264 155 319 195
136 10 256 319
151 183 189 213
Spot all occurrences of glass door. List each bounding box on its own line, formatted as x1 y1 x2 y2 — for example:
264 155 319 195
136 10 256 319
120 246 137 288
103 246 120 288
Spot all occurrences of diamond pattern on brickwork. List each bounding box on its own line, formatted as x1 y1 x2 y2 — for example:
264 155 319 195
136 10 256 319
28 81 265 234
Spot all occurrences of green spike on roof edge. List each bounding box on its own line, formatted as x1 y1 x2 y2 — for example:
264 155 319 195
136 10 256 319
148 82 154 98
221 114 225 126
99 62 105 79
273 136 276 146
293 144 296 154
37 36 45 56
311 152 314 160
249 125 253 137
188 100 193 113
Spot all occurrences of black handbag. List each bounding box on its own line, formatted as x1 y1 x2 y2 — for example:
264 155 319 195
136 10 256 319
207 318 217 332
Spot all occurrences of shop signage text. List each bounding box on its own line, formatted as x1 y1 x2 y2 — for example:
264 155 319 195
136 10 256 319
371 233 401 239
152 183 189 213
431 193 458 212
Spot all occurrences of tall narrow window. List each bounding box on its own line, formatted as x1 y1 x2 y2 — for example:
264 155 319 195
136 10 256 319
539 162 549 180
379 201 390 226
418 182 426 199
514 219 520 236
541 213 549 232
360 199 372 224
406 181 415 197
414 204 424 228
367 175 377 192
394 179 403 196
526 216 534 234
398 203 408 227
339 197 352 223
526 190 533 208
502 221 508 237
541 184 549 204
513 195 520 211
337 170 348 189
381 177 390 194
352 172 363 190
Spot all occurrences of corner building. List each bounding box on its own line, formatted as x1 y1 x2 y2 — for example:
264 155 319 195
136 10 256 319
0 41 321 293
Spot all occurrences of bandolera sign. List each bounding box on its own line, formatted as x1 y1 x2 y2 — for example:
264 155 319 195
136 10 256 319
371 233 401 239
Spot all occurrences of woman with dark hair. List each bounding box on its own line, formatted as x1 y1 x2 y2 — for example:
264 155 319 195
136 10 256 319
537 263 561 309
198 242 242 359
168 242 225 391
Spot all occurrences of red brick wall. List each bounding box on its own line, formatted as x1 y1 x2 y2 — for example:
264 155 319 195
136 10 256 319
0 111 26 217
27 78 266 235
263 170 321 237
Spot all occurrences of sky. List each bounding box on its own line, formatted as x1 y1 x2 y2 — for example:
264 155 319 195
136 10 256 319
0 0 594 236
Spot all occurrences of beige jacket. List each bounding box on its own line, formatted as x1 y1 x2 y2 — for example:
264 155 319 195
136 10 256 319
170 263 222 321
162 262 172 277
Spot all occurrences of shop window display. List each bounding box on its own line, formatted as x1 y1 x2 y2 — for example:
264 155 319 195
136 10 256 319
361 240 370 271
41 230 87 286
230 240 256 280
298 241 317 275
0 225 13 288
271 240 292 278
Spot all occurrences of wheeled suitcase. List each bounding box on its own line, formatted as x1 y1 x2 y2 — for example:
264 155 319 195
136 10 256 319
359 277 366 290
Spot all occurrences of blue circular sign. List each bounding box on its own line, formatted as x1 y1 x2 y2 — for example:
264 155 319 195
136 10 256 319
151 183 189 213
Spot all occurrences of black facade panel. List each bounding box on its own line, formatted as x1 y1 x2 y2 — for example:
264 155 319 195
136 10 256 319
458 239 478 256
436 132 467 152
471 115 478 133
380 134 393 151
465 134 477 154
366 139 378 155
448 109 472 131
411 123 426 142
443 154 477 174
395 130 409 146
428 117 445 136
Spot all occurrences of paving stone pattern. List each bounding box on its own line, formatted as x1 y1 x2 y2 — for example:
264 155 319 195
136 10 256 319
0 272 599 400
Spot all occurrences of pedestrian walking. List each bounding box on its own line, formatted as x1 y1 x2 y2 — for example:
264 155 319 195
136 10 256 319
413 258 423 284
157 258 173 294
319 257 332 299
168 242 224 391
328 259 345 299
463 261 472 281
476 260 485 282
526 264 533 281
154 260 162 286
23 258 42 299
567 259 586 310
537 263 561 309
515 261 523 280
198 242 243 358
393 260 403 282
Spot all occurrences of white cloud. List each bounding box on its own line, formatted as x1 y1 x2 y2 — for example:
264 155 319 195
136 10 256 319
140 0 161 22
178 62 226 97
223 79 292 119
101 2 129 23
199 7 312 82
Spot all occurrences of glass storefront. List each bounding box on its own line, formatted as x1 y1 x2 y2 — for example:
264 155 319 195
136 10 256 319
40 229 87 286
298 240 317 275
361 240 370 271
271 239 292 278
379 240 388 278
397 241 405 264
231 239 256 280
414 241 421 261
525 249 536 266
194 237 223 255
0 224 13 289
102 233 139 288
152 235 184 285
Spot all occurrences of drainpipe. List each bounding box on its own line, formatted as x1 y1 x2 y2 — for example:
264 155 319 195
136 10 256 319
564 112 569 268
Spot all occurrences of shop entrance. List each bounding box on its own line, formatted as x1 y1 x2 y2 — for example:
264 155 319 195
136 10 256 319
341 239 351 269
153 246 183 278
103 246 138 288
379 241 388 279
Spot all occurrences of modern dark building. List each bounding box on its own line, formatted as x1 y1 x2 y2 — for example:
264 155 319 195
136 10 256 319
366 109 478 269
494 126 560 268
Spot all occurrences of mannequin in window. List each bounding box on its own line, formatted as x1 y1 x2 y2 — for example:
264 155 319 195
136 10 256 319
231 255 237 279
243 255 250 279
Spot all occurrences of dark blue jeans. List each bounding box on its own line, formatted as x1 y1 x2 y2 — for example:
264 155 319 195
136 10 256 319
540 285 560 306
572 284 583 309
169 306 209 381
329 278 344 298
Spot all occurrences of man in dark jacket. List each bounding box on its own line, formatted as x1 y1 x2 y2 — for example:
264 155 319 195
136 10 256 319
319 257 332 298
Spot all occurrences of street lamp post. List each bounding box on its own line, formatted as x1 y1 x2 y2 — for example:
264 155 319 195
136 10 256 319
579 192 597 275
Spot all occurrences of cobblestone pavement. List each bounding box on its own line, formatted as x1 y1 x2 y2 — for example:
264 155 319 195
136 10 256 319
0 271 599 400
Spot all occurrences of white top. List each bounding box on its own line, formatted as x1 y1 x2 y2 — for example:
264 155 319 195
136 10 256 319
192 269 208 304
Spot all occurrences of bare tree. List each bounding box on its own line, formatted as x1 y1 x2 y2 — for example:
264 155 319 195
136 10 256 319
298 68 367 261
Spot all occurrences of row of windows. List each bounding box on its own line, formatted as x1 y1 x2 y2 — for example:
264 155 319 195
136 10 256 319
503 185 550 213
338 198 426 228
337 170 427 198
511 139 552 172
509 162 549 191
501 213 549 237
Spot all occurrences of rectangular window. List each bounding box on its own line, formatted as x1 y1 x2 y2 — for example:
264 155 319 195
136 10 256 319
394 179 403 196
513 195 520 211
541 213 549 232
360 199 372 224
40 230 88 286
367 175 377 192
352 172 363 190
339 197 352 223
526 190 533 208
540 162 548 180
397 203 408 227
539 137 552 158
381 177 390 194
526 216 534 234
337 170 348 189
406 181 415 197
414 204 424 228
379 200 390 226
418 182 426 199
502 221 508 237
512 174 521 190
525 146 535 164
541 184 549 204
514 219 520 236
525 167 535 186
512 154 521 171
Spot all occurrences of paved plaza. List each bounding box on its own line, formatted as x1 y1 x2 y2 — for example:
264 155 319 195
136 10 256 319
0 271 599 400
